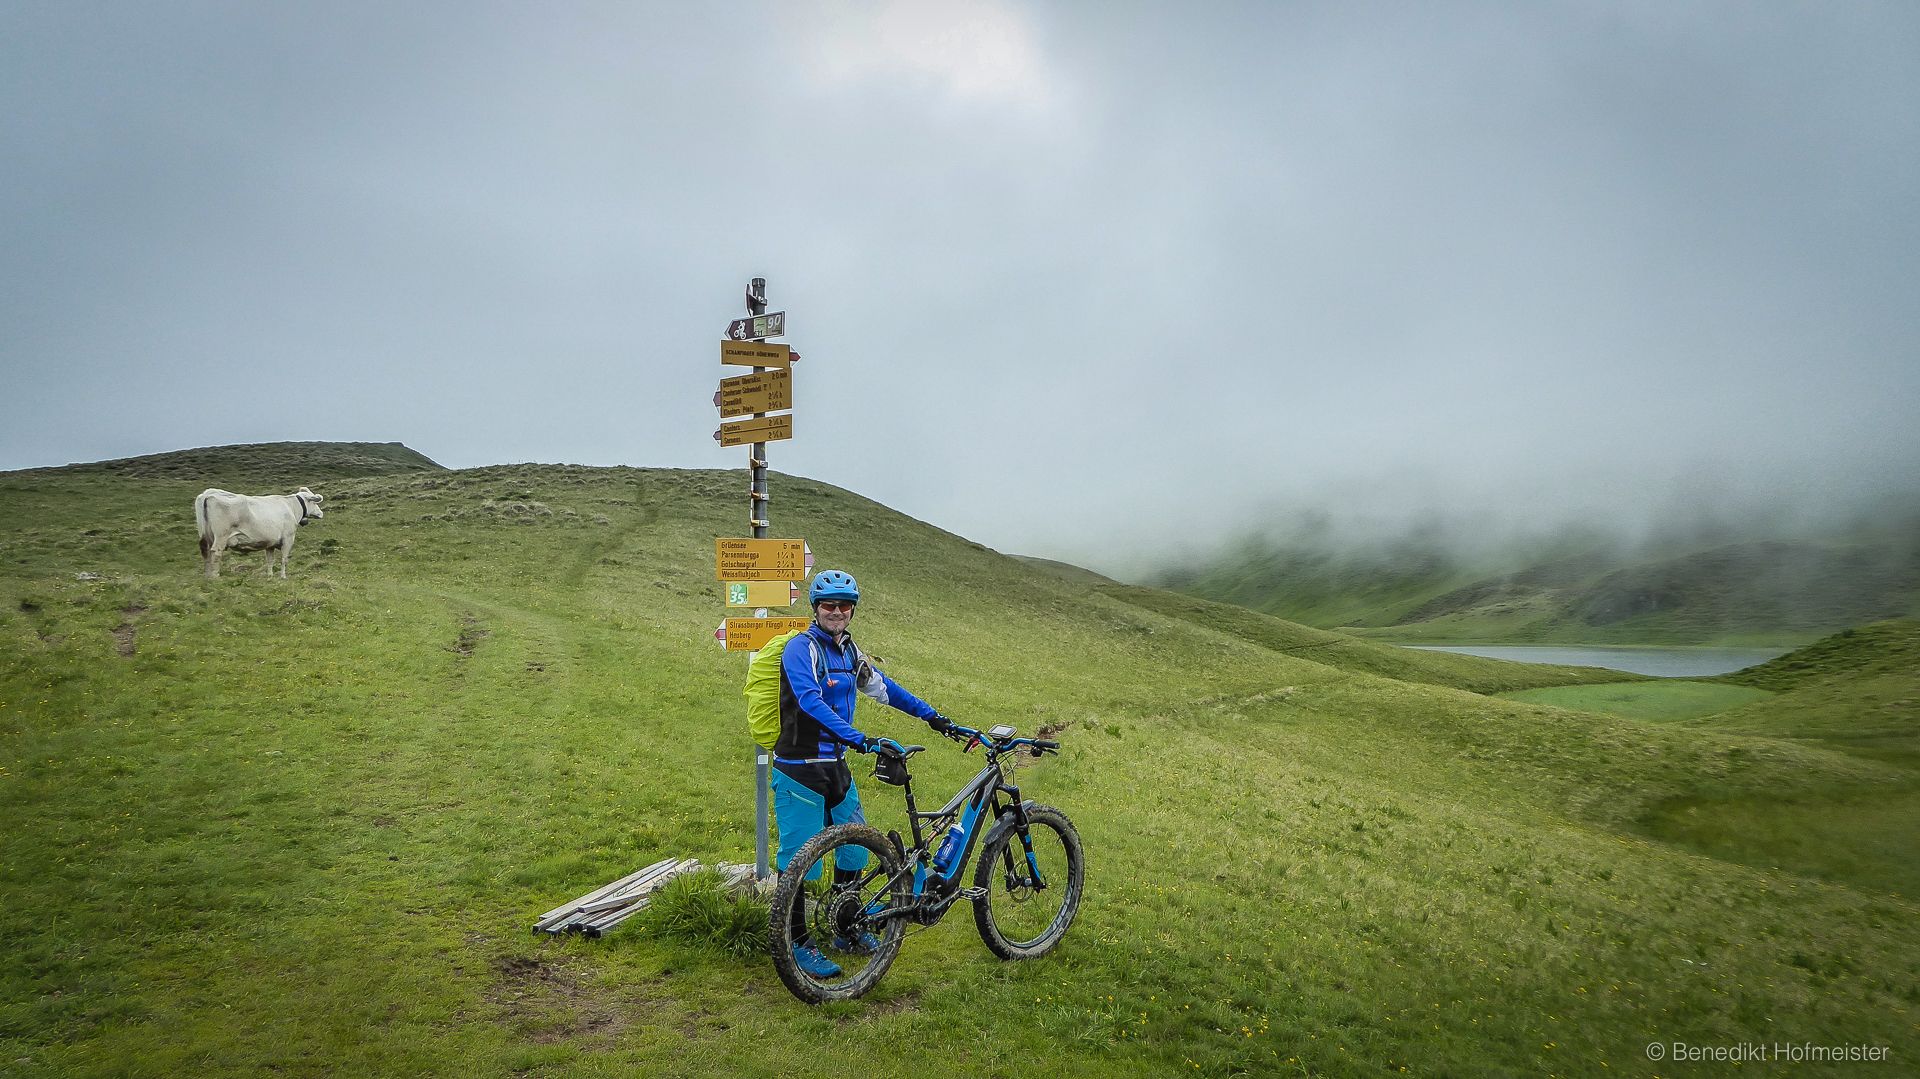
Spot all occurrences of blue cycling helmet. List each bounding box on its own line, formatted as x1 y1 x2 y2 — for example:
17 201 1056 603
809 570 860 606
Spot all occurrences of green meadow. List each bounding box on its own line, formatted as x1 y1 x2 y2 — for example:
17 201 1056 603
3 444 1916 1077
1496 683 1775 724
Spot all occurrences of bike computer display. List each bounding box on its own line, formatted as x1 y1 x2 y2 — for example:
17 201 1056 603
988 724 1016 740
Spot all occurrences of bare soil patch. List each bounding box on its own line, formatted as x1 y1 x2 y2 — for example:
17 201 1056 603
450 613 489 657
112 604 147 657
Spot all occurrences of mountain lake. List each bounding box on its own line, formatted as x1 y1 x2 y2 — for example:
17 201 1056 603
1399 644 1791 678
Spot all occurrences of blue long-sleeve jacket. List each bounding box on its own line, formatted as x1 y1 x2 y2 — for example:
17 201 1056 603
773 623 937 764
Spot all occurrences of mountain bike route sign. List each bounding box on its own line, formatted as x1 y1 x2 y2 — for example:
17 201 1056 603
727 311 785 340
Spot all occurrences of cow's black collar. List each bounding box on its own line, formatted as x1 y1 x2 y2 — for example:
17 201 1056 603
295 492 312 522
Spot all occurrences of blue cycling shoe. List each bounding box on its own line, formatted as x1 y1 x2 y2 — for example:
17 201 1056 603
830 930 882 955
791 943 843 979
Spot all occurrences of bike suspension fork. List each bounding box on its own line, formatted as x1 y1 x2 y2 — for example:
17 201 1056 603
1002 790 1047 888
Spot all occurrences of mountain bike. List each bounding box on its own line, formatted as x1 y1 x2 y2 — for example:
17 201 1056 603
766 722 1084 1004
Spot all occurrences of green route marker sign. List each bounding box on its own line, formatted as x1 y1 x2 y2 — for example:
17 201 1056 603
725 580 801 608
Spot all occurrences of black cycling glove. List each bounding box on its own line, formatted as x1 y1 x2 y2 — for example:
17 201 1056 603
864 736 906 759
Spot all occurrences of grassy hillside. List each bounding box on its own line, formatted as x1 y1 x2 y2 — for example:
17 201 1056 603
1651 623 1920 899
1158 526 1920 646
1150 533 1489 632
3 445 1916 1077
1479 622 1920 906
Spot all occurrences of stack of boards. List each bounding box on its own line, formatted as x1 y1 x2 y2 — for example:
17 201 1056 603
534 858 757 937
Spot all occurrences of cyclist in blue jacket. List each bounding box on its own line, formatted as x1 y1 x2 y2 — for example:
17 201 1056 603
773 569 951 979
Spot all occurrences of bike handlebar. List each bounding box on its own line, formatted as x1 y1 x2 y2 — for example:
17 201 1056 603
940 723 1061 756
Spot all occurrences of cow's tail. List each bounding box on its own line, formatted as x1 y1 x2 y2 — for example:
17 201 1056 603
194 491 213 559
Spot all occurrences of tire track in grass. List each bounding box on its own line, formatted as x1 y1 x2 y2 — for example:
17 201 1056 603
561 472 663 588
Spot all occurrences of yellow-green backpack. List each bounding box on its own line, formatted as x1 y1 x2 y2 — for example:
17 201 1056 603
743 629 815 750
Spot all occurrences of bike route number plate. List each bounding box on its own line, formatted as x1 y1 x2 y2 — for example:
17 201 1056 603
725 581 799 607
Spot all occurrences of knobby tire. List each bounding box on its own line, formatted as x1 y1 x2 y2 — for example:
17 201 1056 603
971 803 1084 960
766 824 907 1004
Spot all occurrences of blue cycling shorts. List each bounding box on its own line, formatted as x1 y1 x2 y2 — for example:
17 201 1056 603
771 768 869 879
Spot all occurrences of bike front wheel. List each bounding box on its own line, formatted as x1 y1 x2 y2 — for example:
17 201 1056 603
972 803 1084 960
767 823 909 1004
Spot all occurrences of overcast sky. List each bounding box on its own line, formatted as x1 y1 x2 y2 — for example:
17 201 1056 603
5 1 1917 571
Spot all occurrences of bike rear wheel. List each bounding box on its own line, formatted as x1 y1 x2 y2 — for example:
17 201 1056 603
767 824 909 1004
972 803 1084 959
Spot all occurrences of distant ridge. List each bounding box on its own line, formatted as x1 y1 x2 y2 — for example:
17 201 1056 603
1011 554 1119 586
6 441 445 486
1161 530 1920 645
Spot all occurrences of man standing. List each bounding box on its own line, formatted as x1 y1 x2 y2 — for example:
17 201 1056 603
772 569 949 978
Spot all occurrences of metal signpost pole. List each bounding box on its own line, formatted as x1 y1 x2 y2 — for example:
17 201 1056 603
714 282 800 883
746 277 772 881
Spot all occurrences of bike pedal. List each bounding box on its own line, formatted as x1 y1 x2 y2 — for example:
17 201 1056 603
956 887 987 901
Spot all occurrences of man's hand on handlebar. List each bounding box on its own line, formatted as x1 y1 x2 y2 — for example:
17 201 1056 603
863 736 906 759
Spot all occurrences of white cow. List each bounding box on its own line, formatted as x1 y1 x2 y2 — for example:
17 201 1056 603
194 487 326 579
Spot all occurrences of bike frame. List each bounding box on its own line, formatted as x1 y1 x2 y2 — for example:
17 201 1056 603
860 736 1051 926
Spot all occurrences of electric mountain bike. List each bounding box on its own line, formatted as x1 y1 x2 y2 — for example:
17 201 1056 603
766 722 1085 1004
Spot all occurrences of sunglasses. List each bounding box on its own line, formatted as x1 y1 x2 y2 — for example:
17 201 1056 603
816 600 855 613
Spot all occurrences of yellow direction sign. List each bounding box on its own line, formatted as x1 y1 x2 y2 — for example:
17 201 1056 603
716 368 793 418
716 413 792 448
725 580 800 608
721 340 792 369
716 616 812 652
716 538 811 581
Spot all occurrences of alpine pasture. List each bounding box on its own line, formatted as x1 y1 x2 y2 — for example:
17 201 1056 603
2 444 1915 1077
